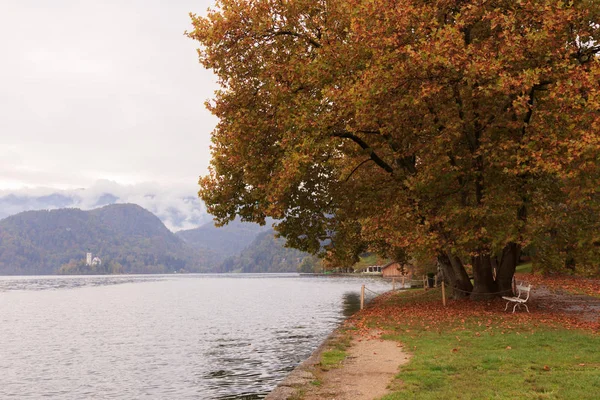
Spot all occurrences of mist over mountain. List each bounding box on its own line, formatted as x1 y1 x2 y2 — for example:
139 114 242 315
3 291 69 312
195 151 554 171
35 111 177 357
0 180 211 231
0 204 209 275
176 219 271 266
0 194 314 274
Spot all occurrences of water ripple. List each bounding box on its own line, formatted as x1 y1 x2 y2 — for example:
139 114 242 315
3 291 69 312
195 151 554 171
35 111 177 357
0 274 394 399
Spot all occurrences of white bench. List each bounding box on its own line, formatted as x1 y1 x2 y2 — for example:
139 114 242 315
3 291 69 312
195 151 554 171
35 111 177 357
502 283 532 313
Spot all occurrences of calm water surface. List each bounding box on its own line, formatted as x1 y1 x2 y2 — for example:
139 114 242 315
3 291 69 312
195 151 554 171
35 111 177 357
0 274 394 399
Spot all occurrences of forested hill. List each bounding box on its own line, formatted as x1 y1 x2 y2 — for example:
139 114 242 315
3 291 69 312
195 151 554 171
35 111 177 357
176 219 269 265
219 229 317 273
0 204 208 275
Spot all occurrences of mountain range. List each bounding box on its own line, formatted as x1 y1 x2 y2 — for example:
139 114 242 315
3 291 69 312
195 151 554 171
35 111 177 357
219 229 319 273
175 219 270 266
0 203 312 275
0 204 202 275
0 181 211 231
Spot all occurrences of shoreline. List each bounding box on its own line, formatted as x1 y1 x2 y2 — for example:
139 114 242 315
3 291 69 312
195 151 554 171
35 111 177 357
265 288 403 399
266 316 410 400
266 290 408 400
265 327 342 399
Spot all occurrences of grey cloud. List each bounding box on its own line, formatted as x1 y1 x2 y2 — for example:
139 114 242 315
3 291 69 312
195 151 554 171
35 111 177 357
0 0 217 190
0 180 211 231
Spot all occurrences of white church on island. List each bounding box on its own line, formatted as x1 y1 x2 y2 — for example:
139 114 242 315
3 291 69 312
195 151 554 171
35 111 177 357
86 252 102 267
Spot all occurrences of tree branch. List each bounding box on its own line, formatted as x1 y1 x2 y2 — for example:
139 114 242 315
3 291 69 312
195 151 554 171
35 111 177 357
521 80 552 138
265 29 321 49
343 159 374 182
571 45 600 64
356 129 381 135
332 131 395 174
453 85 476 153
346 128 415 174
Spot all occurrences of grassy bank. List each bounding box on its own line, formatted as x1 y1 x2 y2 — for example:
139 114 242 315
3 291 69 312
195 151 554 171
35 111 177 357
515 262 533 273
350 289 600 400
319 333 351 370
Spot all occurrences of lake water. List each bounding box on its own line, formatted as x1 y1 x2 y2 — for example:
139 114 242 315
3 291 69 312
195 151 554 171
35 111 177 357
0 274 394 399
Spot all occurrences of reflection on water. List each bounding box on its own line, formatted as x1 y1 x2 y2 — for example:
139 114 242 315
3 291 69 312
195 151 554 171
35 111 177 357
0 274 395 399
342 292 361 317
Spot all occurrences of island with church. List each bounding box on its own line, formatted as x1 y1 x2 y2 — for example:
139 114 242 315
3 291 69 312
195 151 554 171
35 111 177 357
58 251 123 275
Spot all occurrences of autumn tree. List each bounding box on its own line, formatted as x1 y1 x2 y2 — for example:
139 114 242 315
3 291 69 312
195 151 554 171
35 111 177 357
189 0 600 299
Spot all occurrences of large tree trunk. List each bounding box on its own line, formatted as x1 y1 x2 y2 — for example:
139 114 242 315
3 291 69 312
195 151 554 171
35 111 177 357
438 244 519 301
438 252 473 299
495 242 520 296
471 253 498 300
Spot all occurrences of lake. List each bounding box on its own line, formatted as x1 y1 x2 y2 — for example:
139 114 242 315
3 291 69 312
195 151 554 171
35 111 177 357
0 274 395 399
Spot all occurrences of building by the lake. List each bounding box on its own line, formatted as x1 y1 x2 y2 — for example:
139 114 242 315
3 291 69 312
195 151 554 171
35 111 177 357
86 252 102 267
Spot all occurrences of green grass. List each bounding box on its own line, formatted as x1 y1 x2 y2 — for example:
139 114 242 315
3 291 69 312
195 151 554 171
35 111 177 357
385 287 443 306
320 349 347 369
353 253 386 270
516 263 533 273
319 331 352 370
377 313 600 399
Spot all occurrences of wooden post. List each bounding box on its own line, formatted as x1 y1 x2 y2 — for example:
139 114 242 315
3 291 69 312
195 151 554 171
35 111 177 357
434 275 438 288
423 275 426 290
442 281 446 307
360 284 365 310
392 278 396 291
402 276 405 289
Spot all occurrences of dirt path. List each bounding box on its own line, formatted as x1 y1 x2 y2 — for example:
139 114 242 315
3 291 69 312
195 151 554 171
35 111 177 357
530 286 600 323
515 273 600 324
266 330 409 400
268 277 600 400
301 333 409 400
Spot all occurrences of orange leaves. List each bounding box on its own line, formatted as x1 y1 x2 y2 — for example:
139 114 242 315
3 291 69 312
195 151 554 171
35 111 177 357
345 285 600 340
191 0 600 277
517 272 600 299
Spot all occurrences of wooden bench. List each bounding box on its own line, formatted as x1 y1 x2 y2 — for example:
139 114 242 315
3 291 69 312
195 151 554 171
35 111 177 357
502 283 532 313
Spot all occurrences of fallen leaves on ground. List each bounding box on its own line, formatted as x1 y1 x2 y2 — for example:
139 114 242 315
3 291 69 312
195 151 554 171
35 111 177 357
516 273 600 298
345 284 600 338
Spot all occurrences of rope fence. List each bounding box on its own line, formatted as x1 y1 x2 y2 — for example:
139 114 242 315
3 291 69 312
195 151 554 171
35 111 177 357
360 275 529 310
451 287 511 295
447 275 520 295
360 275 446 309
364 287 384 296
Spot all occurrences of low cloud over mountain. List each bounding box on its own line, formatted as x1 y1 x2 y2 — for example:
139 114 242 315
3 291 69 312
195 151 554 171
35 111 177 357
0 180 211 231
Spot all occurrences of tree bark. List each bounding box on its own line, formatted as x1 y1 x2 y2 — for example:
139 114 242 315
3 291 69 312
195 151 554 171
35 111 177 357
471 253 497 300
439 244 519 301
437 253 456 285
495 242 520 296
438 252 473 299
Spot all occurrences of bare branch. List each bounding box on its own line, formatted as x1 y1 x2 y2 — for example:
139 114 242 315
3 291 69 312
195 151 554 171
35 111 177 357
332 131 395 174
343 159 374 182
521 80 552 138
571 45 600 64
265 29 322 49
452 85 476 153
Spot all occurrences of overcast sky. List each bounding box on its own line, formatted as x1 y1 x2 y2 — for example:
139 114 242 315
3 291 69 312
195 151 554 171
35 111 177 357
0 0 218 193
